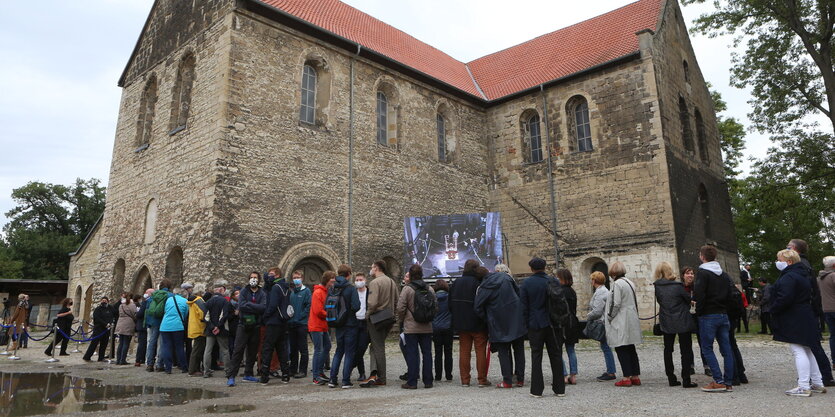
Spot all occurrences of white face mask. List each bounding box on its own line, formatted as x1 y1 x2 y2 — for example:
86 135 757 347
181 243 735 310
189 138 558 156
355 280 366 289
120 298 126 304
143 293 150 300
775 261 788 271
249 278 258 287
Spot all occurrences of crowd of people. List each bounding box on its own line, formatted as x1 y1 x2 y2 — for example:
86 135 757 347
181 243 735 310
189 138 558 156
5 238 835 399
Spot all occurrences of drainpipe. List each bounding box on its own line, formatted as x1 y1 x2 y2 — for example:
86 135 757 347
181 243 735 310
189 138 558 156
540 84 561 266
348 44 362 264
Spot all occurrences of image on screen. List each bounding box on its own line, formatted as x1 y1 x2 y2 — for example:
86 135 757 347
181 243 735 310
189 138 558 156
403 212 503 278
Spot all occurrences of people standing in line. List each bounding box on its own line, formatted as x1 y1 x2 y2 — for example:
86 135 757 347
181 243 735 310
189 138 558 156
397 264 436 389
115 294 137 365
819 256 835 367
135 290 153 366
683 267 709 376
204 282 231 378
83 296 114 362
226 272 267 386
360 260 400 388
653 262 697 388
521 258 565 398
352 272 370 381
146 281 172 372
770 249 827 396
288 270 312 379
758 278 773 335
787 239 835 387
160 286 189 374
329 265 361 389
310 271 334 385
475 267 526 389
9 294 29 351
604 261 642 387
431 278 453 382
694 245 735 392
44 298 73 357
260 267 292 385
587 271 617 381
557 269 579 386
186 283 207 376
449 259 490 387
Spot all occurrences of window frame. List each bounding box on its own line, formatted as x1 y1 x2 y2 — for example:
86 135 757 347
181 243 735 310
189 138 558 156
437 113 447 163
572 98 592 152
523 113 543 164
376 91 388 146
299 64 317 125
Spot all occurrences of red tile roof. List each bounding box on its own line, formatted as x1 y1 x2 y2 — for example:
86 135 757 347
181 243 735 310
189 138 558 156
255 0 662 101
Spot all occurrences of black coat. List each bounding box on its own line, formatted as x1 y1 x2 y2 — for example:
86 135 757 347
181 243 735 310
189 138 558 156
92 303 115 329
136 298 148 332
204 294 232 337
654 279 695 334
474 272 526 343
771 263 820 347
520 272 556 331
449 274 486 333
800 255 824 317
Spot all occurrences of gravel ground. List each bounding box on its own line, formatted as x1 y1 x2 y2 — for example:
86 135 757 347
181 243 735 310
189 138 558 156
1 332 832 416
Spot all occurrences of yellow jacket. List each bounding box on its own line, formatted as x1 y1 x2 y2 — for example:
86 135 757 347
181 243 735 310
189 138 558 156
186 296 206 339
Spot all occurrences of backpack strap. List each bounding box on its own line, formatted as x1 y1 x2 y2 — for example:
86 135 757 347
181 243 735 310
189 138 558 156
170 294 186 327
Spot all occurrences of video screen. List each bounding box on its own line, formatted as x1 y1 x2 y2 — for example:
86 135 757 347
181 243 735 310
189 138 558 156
403 212 503 278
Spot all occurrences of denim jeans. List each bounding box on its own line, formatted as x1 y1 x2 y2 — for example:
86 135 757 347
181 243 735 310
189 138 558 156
825 312 835 363
698 314 734 385
145 326 160 366
160 330 187 372
600 340 617 374
310 331 331 380
116 335 132 364
330 326 359 385
562 343 577 376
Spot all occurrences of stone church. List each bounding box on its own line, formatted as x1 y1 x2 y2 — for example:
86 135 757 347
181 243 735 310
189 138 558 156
68 0 738 324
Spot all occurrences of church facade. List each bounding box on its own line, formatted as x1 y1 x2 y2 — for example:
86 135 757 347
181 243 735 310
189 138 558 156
68 0 738 322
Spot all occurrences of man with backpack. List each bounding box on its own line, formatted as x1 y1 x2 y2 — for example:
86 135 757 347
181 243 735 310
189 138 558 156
145 279 172 371
520 257 566 397
226 272 267 387
396 264 436 389
450 259 490 387
328 265 361 388
360 260 400 387
259 267 293 385
694 245 736 392
475 268 526 389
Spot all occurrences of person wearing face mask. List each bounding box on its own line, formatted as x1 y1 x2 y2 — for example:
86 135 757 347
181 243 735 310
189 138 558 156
45 298 74 357
259 269 282 377
226 272 268 387
115 294 137 365
328 265 362 389
288 270 312 378
360 260 400 388
260 267 293 385
135 289 154 366
351 273 370 381
310 271 335 385
771 249 828 396
83 297 115 362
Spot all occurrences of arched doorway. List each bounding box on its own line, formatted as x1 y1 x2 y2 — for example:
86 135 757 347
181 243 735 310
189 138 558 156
292 256 330 287
112 259 126 296
73 286 82 317
165 247 184 287
133 266 153 294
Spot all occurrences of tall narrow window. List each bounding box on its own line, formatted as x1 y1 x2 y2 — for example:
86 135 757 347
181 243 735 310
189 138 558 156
679 97 694 153
376 92 388 146
169 54 196 134
135 76 158 150
300 64 317 124
567 96 592 152
683 60 690 83
437 113 446 162
695 109 709 162
523 113 543 163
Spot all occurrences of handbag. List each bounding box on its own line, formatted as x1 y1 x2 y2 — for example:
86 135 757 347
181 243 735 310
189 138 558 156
583 319 606 341
652 291 663 336
369 308 395 328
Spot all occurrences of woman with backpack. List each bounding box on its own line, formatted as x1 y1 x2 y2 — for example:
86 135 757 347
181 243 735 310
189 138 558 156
310 271 334 385
653 262 697 388
115 294 137 365
604 261 642 387
397 264 436 389
432 279 453 382
557 269 580 385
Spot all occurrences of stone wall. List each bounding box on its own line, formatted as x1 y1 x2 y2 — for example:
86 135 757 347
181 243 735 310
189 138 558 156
67 220 102 323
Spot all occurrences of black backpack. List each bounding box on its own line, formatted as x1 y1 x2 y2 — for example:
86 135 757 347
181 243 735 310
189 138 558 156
410 282 437 323
546 276 572 332
724 273 745 319
325 286 348 328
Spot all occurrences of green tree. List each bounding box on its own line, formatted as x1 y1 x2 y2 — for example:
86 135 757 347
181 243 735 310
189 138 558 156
2 178 106 280
0 242 24 279
710 85 746 179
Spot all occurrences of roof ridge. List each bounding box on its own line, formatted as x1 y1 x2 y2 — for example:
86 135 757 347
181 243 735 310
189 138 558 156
465 63 487 100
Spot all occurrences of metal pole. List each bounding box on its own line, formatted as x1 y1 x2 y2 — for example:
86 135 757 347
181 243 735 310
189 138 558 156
540 84 561 266
107 326 116 364
45 324 60 363
71 325 82 353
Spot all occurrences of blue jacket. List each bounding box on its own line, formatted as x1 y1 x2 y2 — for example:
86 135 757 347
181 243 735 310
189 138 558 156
432 290 451 331
475 272 526 343
331 276 361 327
288 285 312 328
771 263 820 347
263 279 292 326
160 293 189 332
520 272 556 331
238 285 267 326
136 297 148 332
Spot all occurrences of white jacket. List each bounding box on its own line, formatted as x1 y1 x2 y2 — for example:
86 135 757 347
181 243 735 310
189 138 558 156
604 277 643 348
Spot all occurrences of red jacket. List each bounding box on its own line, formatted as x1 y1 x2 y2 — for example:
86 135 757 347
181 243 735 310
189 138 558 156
308 284 328 332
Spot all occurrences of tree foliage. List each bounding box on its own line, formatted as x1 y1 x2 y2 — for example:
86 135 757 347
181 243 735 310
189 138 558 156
1 178 105 280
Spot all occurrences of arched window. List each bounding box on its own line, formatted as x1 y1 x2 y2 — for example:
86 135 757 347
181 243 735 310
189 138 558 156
679 97 694 153
683 60 690 83
135 76 158 150
300 64 317 124
698 183 711 238
144 199 158 244
522 112 543 163
169 54 195 134
695 109 709 162
437 113 447 162
376 92 389 146
165 247 184 287
567 96 592 152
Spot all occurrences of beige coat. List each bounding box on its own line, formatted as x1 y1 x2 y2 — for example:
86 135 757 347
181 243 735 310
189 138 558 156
115 303 137 336
396 283 434 334
604 277 643 348
367 273 399 316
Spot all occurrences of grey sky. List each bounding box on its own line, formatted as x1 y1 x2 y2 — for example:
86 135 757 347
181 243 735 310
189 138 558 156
0 0 771 233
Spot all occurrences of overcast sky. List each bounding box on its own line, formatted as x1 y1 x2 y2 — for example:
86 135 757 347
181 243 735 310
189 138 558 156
0 0 771 232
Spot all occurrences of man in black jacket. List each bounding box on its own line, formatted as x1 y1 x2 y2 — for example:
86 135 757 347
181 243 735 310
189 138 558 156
83 297 115 362
449 259 489 387
260 270 292 385
204 283 231 378
226 272 267 386
693 245 735 392
520 258 565 397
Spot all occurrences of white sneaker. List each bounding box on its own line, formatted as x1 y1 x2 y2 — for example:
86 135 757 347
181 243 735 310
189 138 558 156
810 385 827 394
784 387 811 397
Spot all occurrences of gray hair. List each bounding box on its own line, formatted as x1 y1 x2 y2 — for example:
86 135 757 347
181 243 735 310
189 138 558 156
494 264 511 274
824 256 835 269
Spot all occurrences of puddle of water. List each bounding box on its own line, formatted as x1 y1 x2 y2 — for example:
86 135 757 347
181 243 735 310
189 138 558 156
0 372 227 416
205 404 256 413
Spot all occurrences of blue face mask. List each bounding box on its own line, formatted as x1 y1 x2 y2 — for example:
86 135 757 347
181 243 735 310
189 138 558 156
293 279 302 287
